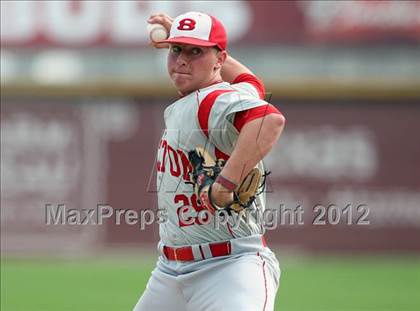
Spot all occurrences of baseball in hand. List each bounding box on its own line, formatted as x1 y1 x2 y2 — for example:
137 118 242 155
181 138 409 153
147 23 168 42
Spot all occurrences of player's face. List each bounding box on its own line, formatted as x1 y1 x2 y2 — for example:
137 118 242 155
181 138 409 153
167 44 225 95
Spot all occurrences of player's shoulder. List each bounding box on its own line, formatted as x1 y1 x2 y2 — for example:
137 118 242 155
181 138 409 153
197 82 232 98
197 82 263 106
164 92 195 121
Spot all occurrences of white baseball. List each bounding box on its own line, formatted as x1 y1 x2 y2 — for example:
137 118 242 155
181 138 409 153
147 23 168 42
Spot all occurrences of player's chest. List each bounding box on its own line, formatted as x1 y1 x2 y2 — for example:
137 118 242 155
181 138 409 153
163 98 206 149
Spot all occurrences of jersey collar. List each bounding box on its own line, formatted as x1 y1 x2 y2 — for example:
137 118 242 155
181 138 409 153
178 80 226 98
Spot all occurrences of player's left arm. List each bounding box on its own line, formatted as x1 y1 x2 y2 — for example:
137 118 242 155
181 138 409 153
211 112 285 206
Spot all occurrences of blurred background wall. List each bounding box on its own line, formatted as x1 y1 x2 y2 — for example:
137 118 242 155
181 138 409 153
1 0 420 257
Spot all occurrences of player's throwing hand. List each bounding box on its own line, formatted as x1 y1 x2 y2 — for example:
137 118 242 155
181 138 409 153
147 13 173 49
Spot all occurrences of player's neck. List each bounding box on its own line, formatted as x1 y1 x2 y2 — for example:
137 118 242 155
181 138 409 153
178 77 224 98
201 75 224 90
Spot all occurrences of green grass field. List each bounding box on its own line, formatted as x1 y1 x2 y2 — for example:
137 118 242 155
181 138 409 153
2 255 420 311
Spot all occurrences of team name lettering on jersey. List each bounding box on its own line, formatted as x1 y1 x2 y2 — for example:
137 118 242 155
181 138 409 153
157 138 210 227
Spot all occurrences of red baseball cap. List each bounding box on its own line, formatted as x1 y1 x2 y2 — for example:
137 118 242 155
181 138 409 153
162 12 227 51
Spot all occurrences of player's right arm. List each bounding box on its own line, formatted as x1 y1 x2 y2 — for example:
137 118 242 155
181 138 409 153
220 55 253 83
220 55 267 100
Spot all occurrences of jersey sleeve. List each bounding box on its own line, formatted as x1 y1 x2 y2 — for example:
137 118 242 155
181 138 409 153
231 73 265 99
233 104 283 132
201 91 268 155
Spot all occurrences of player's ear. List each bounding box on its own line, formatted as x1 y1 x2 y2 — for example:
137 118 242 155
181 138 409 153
214 49 227 71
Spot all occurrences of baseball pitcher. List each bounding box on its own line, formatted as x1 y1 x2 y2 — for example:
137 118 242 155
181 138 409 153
133 11 286 311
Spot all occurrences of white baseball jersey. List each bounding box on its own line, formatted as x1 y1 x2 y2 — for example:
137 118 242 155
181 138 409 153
156 79 270 246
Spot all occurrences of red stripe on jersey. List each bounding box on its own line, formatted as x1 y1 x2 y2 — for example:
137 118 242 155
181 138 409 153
198 89 233 137
234 104 283 132
198 90 233 161
232 73 266 99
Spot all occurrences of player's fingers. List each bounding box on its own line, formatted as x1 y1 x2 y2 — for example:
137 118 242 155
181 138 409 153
155 42 170 49
149 12 172 20
148 13 173 32
151 18 172 32
149 41 170 49
161 18 173 32
149 12 167 18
